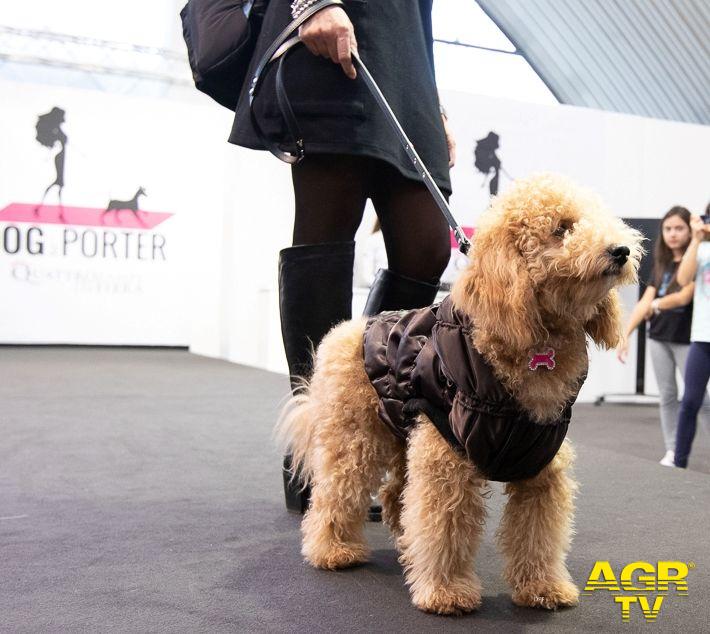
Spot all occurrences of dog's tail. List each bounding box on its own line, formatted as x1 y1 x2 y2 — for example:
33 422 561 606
274 376 318 489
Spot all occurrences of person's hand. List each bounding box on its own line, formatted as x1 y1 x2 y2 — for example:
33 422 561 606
616 336 629 363
689 214 708 243
442 114 456 167
299 6 358 79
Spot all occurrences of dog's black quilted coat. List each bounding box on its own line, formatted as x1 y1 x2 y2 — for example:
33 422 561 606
363 295 585 482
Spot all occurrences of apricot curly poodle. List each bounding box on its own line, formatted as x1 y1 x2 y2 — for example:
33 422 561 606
276 173 643 615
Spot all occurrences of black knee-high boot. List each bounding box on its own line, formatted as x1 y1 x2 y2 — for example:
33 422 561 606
278 241 355 513
363 268 440 316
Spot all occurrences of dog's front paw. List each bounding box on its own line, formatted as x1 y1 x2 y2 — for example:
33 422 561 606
302 540 369 570
511 578 579 610
411 579 482 616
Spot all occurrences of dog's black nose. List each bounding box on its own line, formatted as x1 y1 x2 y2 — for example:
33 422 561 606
608 245 630 265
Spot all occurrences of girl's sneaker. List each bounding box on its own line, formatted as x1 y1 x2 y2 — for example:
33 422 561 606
660 450 675 467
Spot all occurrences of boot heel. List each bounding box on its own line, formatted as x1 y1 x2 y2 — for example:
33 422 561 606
282 455 310 514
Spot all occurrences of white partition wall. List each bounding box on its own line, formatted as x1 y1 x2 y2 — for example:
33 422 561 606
2 79 709 401
192 90 710 403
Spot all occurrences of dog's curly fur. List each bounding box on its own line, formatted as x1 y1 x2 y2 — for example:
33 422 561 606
275 173 643 615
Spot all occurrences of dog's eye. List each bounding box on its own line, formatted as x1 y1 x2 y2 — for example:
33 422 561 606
553 225 568 238
553 221 574 238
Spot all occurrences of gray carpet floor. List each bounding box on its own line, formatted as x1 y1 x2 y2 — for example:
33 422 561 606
1 347 709 633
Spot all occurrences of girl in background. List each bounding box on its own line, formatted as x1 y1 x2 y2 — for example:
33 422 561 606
617 206 710 466
673 209 710 468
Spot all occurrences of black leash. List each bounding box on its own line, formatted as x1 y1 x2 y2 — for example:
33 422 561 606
249 0 471 255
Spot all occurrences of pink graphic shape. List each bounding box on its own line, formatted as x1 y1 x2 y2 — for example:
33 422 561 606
0 203 172 229
529 348 556 371
450 226 475 249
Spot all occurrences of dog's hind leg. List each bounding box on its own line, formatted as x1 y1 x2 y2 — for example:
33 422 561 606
300 401 397 570
299 319 398 570
497 439 579 609
399 420 488 615
379 445 407 542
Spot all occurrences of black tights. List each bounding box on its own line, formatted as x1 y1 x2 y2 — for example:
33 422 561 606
291 154 451 284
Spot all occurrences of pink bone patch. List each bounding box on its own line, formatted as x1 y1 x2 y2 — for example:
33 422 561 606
528 348 556 371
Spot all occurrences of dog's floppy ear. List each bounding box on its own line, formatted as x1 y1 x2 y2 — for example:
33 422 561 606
453 229 543 353
585 289 622 349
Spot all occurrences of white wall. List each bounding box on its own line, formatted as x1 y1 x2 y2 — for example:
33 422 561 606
196 90 710 404
2 78 708 402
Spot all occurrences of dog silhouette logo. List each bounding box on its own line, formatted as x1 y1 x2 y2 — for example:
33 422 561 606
103 187 147 224
528 348 556 371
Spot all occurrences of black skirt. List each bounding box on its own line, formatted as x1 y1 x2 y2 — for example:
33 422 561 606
229 0 452 194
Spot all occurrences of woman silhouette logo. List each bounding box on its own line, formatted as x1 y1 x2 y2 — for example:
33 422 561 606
34 107 67 219
474 131 513 197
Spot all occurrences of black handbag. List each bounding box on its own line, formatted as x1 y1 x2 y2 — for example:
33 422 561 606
180 0 265 111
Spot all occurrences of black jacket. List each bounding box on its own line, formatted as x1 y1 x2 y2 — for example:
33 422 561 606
229 0 451 193
362 296 586 482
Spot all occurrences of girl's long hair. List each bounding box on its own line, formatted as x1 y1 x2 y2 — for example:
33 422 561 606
652 206 691 290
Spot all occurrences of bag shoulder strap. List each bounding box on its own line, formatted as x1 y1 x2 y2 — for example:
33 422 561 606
248 1 344 163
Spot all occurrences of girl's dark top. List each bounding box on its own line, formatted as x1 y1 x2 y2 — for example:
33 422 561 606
647 261 693 343
229 0 452 194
